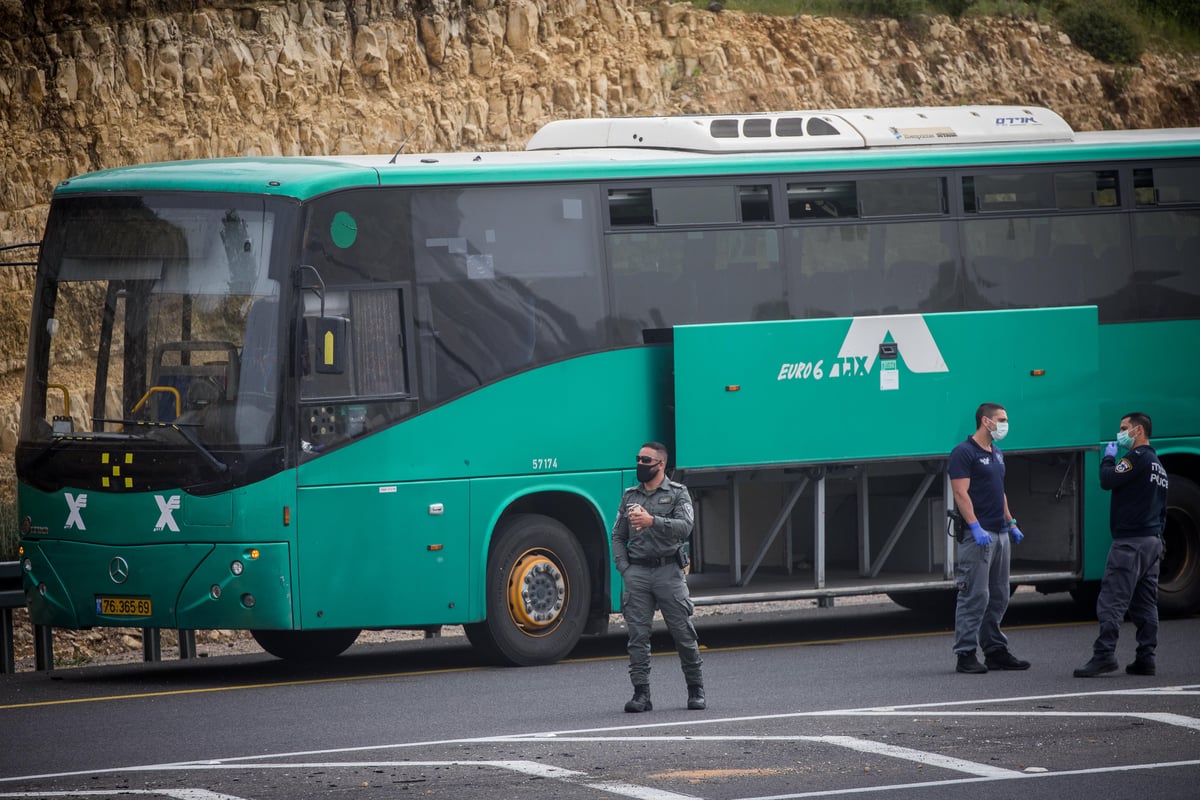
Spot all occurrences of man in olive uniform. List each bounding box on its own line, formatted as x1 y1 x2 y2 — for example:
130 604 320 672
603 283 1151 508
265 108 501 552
612 441 704 712
1074 412 1168 678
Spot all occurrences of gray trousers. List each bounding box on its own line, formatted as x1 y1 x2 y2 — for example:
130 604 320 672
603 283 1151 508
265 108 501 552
953 530 1012 655
1093 536 1162 660
621 563 703 687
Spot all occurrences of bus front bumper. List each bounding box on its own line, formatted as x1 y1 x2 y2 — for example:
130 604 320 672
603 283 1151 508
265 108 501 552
19 539 294 631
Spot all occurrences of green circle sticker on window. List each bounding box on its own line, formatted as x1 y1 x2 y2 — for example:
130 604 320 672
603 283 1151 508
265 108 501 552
330 211 358 248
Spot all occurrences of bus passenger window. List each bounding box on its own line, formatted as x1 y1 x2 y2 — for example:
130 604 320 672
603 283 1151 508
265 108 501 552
653 185 739 226
1054 170 1119 209
609 188 654 226
858 176 945 217
739 185 773 222
787 182 858 220
965 172 1055 213
1135 166 1200 205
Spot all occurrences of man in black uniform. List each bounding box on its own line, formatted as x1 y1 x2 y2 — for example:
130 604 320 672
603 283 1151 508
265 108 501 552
611 441 704 712
1074 412 1168 677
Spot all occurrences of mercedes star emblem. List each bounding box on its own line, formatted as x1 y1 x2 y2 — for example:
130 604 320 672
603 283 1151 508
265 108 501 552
108 556 129 584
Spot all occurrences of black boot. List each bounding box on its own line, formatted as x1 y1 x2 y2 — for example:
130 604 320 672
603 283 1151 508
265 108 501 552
687 684 706 710
624 684 652 713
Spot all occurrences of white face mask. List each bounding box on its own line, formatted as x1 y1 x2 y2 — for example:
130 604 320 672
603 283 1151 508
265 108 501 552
988 419 1009 441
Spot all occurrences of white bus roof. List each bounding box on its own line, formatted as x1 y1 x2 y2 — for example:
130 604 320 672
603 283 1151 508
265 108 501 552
525 105 1076 153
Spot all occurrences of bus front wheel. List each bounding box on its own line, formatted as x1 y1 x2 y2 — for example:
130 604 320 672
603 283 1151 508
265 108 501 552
465 513 591 666
1160 475 1200 617
250 628 361 660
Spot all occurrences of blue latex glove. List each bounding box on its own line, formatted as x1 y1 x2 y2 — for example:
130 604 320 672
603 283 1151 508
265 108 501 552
967 521 990 546
1009 524 1024 544
1104 441 1118 459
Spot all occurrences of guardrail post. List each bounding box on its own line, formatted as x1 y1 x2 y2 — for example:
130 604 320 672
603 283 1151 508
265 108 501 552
1 561 24 674
178 629 196 659
34 624 53 671
1 607 14 674
142 627 161 662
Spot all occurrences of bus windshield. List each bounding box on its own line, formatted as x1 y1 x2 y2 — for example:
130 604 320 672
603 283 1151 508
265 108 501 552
21 194 285 459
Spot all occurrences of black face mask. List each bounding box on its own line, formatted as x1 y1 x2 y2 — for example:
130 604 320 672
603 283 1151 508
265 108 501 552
636 462 658 483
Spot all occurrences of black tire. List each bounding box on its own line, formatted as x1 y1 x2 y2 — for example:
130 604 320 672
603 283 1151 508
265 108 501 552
464 513 590 666
250 628 360 660
886 589 957 617
1160 475 1200 617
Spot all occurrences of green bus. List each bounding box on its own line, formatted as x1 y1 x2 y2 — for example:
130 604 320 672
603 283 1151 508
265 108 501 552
15 105 1200 666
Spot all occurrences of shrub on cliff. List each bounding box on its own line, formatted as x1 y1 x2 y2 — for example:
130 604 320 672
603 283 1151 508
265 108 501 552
1059 0 1145 64
929 0 975 18
846 0 924 20
1136 0 1200 32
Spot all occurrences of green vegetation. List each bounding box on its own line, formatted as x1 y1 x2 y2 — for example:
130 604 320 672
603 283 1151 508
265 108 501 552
1059 0 1144 64
687 0 1199 56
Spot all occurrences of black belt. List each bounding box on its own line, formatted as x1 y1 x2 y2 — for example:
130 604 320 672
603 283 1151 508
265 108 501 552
629 556 675 568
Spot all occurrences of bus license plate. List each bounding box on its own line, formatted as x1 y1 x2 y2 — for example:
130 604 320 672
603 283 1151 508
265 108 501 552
96 596 152 617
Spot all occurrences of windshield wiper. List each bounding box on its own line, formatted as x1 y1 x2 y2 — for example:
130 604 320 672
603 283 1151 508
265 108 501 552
92 418 229 474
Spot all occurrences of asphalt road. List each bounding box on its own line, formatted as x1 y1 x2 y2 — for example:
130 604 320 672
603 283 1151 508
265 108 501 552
2 593 1199 800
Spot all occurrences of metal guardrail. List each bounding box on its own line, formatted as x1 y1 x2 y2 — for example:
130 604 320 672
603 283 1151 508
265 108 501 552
1 560 197 673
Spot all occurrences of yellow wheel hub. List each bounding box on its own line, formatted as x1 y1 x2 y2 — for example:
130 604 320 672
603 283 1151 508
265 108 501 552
507 550 567 631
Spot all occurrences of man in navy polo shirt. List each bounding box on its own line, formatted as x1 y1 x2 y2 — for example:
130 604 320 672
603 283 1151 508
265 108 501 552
948 402 1031 674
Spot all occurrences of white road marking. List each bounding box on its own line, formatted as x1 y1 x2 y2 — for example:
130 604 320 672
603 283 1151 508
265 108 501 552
584 781 702 800
849 683 1200 712
805 735 1018 777
3 685 1196 798
1 762 701 800
729 758 1200 799
1136 712 1200 731
0 791 247 799
805 709 1200 730
467 735 1016 777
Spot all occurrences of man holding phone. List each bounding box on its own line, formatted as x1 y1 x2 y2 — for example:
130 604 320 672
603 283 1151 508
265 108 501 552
611 441 704 712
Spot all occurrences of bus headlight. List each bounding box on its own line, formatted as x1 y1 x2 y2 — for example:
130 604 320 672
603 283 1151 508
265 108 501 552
210 584 221 600
241 593 255 609
230 561 244 576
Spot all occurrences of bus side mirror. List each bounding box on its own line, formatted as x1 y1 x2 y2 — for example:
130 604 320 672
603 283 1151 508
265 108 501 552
315 316 347 374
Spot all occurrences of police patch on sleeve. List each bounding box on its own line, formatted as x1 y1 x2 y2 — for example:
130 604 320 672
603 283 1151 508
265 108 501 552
1115 458 1132 473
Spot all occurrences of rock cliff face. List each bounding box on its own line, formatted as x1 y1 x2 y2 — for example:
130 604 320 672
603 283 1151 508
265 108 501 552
0 0 1198 451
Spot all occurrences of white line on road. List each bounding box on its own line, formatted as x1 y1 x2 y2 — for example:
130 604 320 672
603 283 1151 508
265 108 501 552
806 736 1018 777
729 757 1200 799
0 762 701 800
470 735 1020 777
4 684 1197 796
805 709 1200 730
0 791 248 800
470 734 1017 777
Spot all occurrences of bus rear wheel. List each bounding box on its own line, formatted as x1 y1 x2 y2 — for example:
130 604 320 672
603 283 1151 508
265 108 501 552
465 513 590 666
250 628 361 661
1160 475 1200 617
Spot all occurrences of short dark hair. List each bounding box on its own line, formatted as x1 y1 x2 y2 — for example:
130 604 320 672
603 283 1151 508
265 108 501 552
1122 412 1152 439
975 403 1005 429
642 441 669 464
